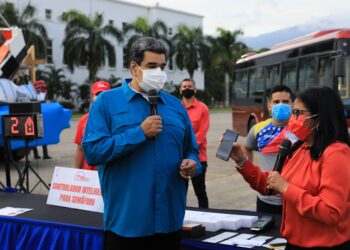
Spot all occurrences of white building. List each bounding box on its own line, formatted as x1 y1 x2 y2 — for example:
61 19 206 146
6 0 204 89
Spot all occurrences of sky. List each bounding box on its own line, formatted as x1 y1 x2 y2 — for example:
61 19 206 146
125 0 350 37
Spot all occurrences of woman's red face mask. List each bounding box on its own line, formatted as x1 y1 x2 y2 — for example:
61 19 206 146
284 113 318 142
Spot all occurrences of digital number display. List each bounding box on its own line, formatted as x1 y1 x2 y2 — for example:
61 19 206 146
2 113 43 139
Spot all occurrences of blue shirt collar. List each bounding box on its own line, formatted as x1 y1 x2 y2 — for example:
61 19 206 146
121 79 166 104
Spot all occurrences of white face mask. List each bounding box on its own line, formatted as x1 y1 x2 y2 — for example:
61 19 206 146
136 65 167 92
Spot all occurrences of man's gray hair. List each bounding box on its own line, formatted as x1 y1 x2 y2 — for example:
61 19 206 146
129 37 167 65
181 78 196 87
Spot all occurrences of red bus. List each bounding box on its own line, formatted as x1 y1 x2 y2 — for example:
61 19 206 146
232 29 350 135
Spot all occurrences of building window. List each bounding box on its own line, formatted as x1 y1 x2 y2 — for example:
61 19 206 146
46 39 53 64
109 19 114 25
123 47 128 69
122 22 128 31
45 9 52 20
168 57 174 70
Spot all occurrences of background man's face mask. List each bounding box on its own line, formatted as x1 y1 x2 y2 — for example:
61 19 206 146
182 89 195 99
136 66 167 92
271 103 292 122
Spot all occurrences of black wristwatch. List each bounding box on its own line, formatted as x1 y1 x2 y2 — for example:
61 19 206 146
235 155 248 169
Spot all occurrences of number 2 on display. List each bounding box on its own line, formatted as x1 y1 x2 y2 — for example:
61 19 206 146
11 117 19 134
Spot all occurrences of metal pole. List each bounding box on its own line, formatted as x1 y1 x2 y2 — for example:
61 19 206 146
24 139 29 192
0 13 11 28
4 137 12 187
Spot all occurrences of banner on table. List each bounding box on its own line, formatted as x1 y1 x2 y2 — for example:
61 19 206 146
47 166 103 213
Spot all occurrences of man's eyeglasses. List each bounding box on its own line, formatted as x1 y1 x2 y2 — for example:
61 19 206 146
292 109 310 119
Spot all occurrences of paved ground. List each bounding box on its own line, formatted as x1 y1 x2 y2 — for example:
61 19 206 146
0 111 259 211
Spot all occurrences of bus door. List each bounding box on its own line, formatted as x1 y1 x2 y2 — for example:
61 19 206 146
232 69 249 133
248 67 265 127
232 67 265 135
319 55 350 125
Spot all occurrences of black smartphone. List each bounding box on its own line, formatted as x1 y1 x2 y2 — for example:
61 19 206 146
216 129 239 161
250 216 275 232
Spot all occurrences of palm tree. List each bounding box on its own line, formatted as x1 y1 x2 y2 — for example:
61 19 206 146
107 74 122 87
61 10 123 82
124 17 169 40
37 66 66 101
257 47 270 53
0 2 48 58
61 80 77 101
208 28 248 107
172 25 207 78
123 17 171 65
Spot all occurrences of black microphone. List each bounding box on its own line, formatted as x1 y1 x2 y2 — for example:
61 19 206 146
148 89 158 115
267 139 292 195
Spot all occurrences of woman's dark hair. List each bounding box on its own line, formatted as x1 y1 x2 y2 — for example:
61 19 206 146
129 37 167 65
297 86 350 159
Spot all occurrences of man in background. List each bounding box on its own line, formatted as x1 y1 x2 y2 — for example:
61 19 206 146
82 37 200 250
32 79 51 159
180 78 210 208
74 81 110 170
244 85 293 214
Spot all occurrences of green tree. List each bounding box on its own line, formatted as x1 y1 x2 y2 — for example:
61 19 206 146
107 74 122 88
256 47 270 53
61 10 123 82
124 17 169 41
37 66 66 101
204 62 225 105
172 25 207 78
95 74 122 88
61 80 77 101
208 28 247 107
77 84 90 113
0 2 48 58
123 17 171 66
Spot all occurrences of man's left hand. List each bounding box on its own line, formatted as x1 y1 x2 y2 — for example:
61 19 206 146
179 159 197 180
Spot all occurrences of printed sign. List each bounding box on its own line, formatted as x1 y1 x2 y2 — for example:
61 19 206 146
47 166 104 213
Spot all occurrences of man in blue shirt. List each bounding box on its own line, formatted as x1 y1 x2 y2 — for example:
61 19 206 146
82 37 201 250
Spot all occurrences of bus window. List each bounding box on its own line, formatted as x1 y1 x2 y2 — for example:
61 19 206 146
341 58 350 119
318 57 333 88
340 58 350 99
298 57 316 89
248 67 264 102
266 64 280 90
234 70 248 98
282 60 297 92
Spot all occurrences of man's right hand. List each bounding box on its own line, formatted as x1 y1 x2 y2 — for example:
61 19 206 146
141 115 162 138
